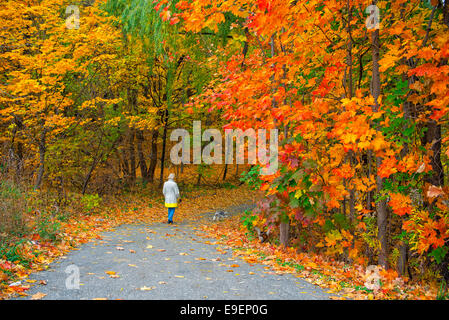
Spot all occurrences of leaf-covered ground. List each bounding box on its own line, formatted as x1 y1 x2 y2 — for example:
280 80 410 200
198 215 439 300
0 186 260 299
0 185 440 300
9 204 331 300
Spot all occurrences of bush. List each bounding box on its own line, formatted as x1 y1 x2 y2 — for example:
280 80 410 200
221 182 236 189
80 193 102 214
240 209 257 237
240 166 263 190
0 180 29 243
36 215 60 241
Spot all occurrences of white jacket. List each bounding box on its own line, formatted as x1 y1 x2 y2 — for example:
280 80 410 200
163 178 180 207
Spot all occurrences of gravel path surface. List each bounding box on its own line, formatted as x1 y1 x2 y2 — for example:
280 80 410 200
13 204 331 300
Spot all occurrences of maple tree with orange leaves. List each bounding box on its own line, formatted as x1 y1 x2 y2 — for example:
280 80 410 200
174 0 449 297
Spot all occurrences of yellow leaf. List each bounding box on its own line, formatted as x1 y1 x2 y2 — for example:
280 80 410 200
139 286 156 291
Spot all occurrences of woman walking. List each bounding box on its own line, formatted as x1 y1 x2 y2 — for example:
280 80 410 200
162 173 180 224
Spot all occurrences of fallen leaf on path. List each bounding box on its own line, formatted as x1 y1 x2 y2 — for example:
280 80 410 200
146 245 153 249
31 292 46 300
174 275 184 278
129 249 136 253
105 271 116 275
139 286 156 291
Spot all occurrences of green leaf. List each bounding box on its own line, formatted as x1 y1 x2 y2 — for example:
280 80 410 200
429 247 448 264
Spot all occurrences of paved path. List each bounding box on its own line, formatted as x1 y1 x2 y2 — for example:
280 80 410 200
13 205 331 300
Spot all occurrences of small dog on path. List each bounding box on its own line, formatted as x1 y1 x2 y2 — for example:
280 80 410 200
212 210 228 221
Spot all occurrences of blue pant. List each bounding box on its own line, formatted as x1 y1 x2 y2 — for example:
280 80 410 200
168 207 175 223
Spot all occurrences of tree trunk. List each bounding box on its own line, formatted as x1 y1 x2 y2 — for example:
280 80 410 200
443 0 449 29
280 218 289 247
396 2 414 272
346 0 356 228
422 120 444 187
81 132 105 194
148 129 159 183
397 242 410 277
128 128 136 184
159 109 169 187
371 14 389 268
270 33 290 247
82 158 97 195
136 130 149 182
126 86 138 184
223 163 228 181
436 0 449 286
34 129 46 189
15 140 23 179
197 172 202 186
